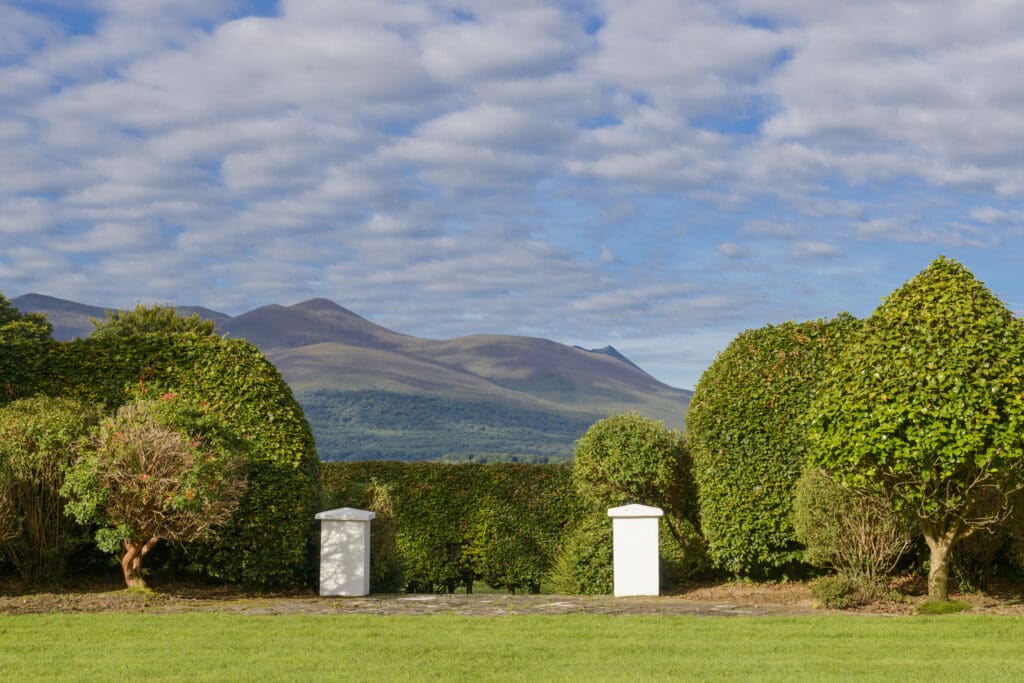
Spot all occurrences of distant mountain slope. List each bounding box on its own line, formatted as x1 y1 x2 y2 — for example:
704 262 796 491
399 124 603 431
11 293 108 339
219 298 410 351
10 293 692 459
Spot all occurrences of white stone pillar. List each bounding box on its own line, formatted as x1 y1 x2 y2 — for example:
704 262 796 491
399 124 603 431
607 503 663 597
315 507 376 597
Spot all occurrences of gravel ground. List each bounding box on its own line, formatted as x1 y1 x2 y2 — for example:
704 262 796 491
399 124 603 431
2 578 1022 617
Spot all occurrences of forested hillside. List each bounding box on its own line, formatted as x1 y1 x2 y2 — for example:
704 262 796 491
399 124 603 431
301 390 595 460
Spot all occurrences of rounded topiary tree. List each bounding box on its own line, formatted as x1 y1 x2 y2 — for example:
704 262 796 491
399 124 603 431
558 412 706 591
572 412 693 515
686 315 859 576
20 330 320 588
807 257 1024 602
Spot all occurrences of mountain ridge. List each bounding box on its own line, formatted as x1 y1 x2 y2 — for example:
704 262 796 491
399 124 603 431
11 293 691 459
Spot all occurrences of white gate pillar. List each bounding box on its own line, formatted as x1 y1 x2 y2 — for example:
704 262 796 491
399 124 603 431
607 504 663 597
315 507 375 596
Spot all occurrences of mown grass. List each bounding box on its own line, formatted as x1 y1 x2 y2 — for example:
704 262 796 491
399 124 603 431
2 612 1024 681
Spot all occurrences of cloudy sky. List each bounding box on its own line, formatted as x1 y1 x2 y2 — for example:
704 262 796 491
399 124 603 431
4 0 1024 389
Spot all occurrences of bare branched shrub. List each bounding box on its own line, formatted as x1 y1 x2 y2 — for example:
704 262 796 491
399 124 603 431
793 467 915 585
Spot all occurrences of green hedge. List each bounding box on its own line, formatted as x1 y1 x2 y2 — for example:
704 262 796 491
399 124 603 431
0 335 319 587
320 462 575 593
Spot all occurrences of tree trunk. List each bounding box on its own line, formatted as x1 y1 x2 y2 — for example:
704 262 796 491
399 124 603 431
120 536 160 588
924 532 955 602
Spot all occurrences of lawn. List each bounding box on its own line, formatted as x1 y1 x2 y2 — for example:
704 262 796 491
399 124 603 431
2 612 1024 681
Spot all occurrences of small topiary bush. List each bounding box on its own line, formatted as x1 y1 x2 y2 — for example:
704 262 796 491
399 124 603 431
559 413 708 592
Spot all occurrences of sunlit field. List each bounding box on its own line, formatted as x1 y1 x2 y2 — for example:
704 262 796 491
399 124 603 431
3 612 1024 681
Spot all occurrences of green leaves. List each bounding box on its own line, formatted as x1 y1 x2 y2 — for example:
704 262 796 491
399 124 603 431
687 315 859 576
88 302 216 340
320 462 574 594
1 327 320 587
806 257 1024 597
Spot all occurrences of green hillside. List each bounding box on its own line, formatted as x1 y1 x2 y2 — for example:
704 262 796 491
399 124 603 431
301 389 593 460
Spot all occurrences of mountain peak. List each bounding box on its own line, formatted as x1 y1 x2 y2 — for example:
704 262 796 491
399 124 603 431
574 344 643 371
290 298 366 320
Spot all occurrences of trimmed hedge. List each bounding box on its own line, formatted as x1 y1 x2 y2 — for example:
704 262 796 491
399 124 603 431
686 315 859 576
320 461 575 593
0 335 319 587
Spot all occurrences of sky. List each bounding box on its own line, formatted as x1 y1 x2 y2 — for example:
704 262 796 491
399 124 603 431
4 1 1024 390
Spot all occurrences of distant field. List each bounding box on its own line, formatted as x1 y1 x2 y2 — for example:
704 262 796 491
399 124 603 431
3 612 1024 681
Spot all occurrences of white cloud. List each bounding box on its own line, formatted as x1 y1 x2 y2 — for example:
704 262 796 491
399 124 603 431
789 240 841 259
5 0 1024 389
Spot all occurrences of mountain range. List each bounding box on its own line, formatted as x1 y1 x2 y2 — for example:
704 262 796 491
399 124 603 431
11 293 692 461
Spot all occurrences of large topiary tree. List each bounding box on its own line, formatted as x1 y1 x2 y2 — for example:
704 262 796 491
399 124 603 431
686 315 859 576
0 324 320 588
807 257 1024 601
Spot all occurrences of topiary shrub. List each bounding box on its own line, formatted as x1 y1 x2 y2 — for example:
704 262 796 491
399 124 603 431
686 315 859 577
792 467 915 584
811 575 869 609
1 333 320 588
561 413 707 591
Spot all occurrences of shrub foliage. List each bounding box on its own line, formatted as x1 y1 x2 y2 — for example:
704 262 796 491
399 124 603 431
0 396 99 584
0 321 320 587
686 315 859 576
807 257 1024 601
320 461 574 593
562 413 707 590
64 395 247 588
792 467 915 583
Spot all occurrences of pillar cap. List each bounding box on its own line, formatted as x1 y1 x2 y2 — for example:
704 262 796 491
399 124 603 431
315 507 376 521
607 503 664 518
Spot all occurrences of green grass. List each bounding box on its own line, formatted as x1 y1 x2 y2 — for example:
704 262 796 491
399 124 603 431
2 613 1024 681
916 599 973 615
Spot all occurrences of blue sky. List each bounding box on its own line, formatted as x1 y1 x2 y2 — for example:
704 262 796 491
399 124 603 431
4 1 1024 389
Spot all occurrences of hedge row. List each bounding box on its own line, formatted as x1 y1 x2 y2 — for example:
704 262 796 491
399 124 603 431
0 335 319 587
319 461 577 593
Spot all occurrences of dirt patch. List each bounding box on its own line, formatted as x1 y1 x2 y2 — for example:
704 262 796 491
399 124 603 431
2 577 1023 617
